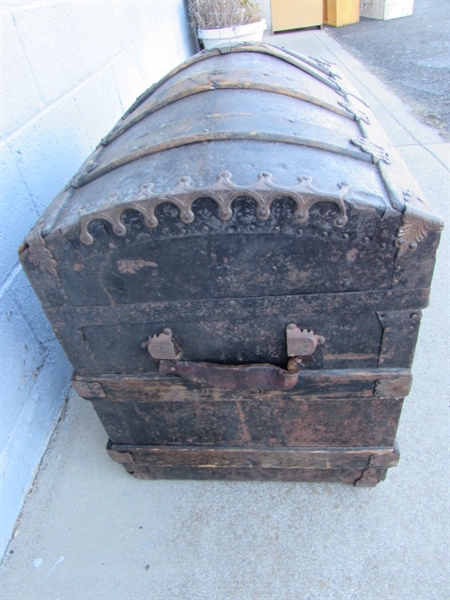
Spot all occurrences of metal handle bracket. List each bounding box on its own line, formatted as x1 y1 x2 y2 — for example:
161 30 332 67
142 324 325 391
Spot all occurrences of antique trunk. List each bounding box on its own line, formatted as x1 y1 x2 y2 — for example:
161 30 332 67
20 43 443 486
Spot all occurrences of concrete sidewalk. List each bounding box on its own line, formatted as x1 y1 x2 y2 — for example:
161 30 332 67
1 29 449 600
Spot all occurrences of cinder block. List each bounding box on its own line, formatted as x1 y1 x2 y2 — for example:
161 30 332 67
129 1 160 42
11 94 91 214
10 270 55 349
31 342 71 422
136 30 165 89
111 46 145 112
109 1 158 52
0 289 45 452
0 340 70 559
73 68 123 150
0 0 198 562
13 2 94 104
109 2 139 51
1 13 42 138
2 339 70 465
160 0 178 22
160 21 183 64
74 2 124 72
0 148 40 282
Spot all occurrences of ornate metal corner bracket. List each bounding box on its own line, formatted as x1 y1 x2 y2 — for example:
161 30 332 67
395 205 444 258
26 227 58 277
374 376 411 399
369 451 400 469
354 468 380 487
79 171 350 245
72 380 106 399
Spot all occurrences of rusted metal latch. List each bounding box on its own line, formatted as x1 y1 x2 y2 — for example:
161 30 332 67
141 325 325 391
141 328 180 360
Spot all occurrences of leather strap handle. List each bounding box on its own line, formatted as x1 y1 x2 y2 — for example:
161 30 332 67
159 358 301 391
142 324 325 391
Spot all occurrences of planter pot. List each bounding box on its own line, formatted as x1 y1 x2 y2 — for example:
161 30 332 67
198 19 266 49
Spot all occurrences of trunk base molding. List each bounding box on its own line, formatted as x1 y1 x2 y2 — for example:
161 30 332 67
107 442 399 486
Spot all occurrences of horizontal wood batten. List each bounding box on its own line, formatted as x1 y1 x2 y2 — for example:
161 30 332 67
107 442 397 485
75 368 411 402
107 442 399 469
46 288 429 326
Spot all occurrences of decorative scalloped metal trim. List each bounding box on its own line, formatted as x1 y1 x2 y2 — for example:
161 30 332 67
26 228 58 277
79 171 350 246
351 137 391 164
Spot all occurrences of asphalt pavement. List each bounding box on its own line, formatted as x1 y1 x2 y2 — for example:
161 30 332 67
326 0 450 135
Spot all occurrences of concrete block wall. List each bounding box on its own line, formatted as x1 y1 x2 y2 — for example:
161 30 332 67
0 0 197 560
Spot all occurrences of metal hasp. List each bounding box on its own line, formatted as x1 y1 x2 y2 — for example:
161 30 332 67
141 328 179 360
286 323 325 357
142 324 325 391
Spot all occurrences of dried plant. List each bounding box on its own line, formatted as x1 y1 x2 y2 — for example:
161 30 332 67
188 0 263 29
